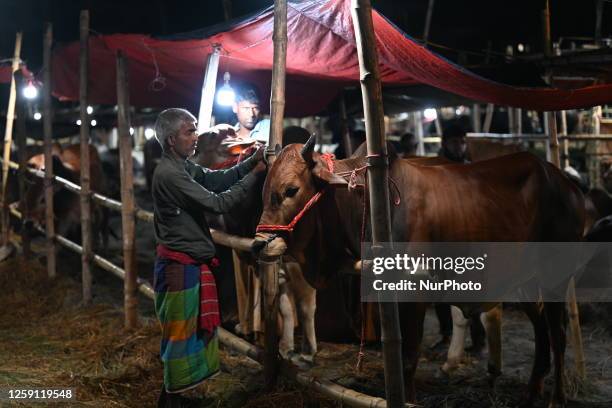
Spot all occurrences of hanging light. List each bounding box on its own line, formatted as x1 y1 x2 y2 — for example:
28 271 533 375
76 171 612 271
87 105 94 114
216 71 235 106
424 108 437 121
144 128 155 140
23 82 38 99
33 112 42 120
90 119 97 127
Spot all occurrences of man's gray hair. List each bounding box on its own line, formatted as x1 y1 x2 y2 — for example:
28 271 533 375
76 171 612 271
154 108 197 150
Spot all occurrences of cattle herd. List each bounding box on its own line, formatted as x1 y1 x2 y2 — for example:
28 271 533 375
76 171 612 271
10 130 612 408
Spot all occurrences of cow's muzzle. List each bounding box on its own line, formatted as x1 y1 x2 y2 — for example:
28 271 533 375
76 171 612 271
252 232 287 258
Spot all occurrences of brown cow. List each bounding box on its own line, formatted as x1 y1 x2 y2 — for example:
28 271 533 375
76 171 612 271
25 144 109 249
254 136 584 407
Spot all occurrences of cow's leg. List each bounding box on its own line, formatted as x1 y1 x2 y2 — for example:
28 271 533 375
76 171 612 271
441 305 469 376
482 304 502 385
400 302 427 402
522 302 551 406
544 302 567 408
277 282 295 360
298 287 317 364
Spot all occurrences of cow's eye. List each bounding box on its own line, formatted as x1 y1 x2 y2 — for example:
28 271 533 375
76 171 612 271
285 186 299 198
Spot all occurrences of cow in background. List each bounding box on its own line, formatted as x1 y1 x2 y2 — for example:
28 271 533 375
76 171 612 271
254 137 584 407
25 144 110 250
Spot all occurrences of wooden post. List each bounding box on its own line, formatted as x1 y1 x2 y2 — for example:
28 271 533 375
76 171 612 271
351 1 406 407
43 23 56 278
261 0 288 389
561 110 569 168
508 107 516 134
339 93 353 157
595 0 604 46
414 111 425 156
222 0 233 21
79 10 93 304
472 104 481 133
1 32 22 246
516 108 522 135
116 52 138 329
422 0 435 47
14 72 30 257
547 111 586 379
197 45 221 134
483 104 494 133
542 0 552 57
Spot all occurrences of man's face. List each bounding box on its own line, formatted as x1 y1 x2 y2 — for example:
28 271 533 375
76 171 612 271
442 136 467 162
168 120 198 159
233 100 261 131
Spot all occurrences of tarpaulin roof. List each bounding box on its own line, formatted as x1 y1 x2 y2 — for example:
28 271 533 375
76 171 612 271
51 0 612 116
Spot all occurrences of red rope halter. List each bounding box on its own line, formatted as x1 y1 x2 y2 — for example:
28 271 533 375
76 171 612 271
256 154 335 233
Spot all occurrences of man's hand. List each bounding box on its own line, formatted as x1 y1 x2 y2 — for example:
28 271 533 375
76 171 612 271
251 145 266 162
252 160 267 174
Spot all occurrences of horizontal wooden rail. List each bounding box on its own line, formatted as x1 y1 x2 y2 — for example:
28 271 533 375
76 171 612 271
8 206 154 299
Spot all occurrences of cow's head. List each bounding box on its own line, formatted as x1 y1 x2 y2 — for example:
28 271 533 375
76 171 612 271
252 135 347 260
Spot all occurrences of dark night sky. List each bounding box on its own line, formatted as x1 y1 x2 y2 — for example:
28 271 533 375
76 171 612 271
0 0 609 73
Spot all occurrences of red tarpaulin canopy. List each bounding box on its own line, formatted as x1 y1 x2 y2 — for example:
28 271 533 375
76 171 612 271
51 0 612 116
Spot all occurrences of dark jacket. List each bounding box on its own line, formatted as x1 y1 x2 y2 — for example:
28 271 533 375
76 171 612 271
152 151 258 262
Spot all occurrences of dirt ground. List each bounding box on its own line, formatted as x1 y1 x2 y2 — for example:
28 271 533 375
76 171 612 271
2 249 612 407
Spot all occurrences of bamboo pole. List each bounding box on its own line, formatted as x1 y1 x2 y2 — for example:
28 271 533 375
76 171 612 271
351 1 405 406
422 0 435 47
260 0 288 389
547 111 586 379
595 0 604 46
1 32 22 246
508 107 515 134
116 51 138 329
268 0 287 162
14 72 30 257
222 0 233 21
561 110 569 168
339 93 353 157
43 23 56 278
472 104 481 133
483 104 494 133
516 108 522 135
542 0 552 57
79 10 93 304
414 111 425 156
197 45 221 134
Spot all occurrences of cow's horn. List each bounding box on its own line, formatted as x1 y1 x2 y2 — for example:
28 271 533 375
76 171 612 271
301 133 316 164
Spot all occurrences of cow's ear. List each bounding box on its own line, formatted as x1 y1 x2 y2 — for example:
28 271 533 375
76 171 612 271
313 162 348 186
300 134 316 166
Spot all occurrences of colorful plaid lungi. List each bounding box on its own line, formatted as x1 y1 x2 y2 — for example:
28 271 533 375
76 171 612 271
154 246 220 393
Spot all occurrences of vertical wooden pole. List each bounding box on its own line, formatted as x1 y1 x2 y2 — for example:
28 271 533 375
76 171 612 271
261 0 287 389
561 110 569 168
14 72 30 257
472 104 481 133
547 111 586 379
196 45 221 134
542 0 552 57
508 107 516 134
351 1 405 406
422 0 435 47
483 104 494 133
43 23 56 278
1 32 22 246
339 93 353 157
595 0 604 46
222 0 233 21
79 10 93 304
116 52 138 329
414 111 424 156
516 108 522 135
